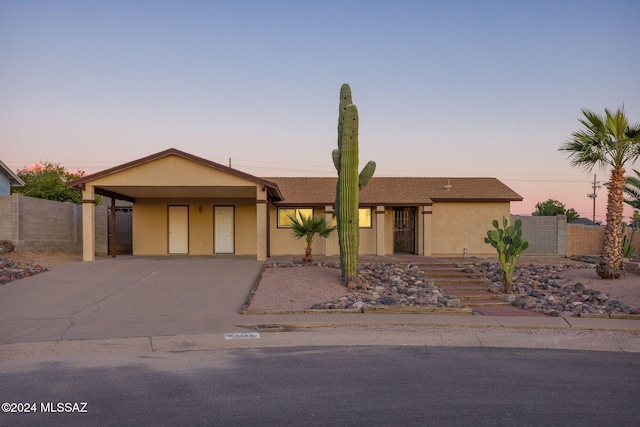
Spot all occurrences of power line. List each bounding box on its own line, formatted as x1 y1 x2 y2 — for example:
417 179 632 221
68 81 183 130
1 157 613 184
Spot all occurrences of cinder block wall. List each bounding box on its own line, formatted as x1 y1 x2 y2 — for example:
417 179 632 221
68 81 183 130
0 194 108 253
511 215 567 255
566 224 604 256
7 194 82 252
0 195 16 242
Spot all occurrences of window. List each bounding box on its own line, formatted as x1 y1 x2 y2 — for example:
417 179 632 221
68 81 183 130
359 207 372 228
331 208 372 228
278 207 313 228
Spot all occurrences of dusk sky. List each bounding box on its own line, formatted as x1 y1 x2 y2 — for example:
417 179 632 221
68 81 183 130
2 1 639 222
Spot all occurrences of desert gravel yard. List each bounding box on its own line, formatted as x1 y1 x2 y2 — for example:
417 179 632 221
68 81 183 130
248 256 640 315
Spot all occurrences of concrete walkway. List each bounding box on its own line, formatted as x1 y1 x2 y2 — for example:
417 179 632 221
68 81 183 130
0 257 638 357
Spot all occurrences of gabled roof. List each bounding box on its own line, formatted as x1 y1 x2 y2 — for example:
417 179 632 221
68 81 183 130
267 177 522 205
68 148 283 201
0 160 24 187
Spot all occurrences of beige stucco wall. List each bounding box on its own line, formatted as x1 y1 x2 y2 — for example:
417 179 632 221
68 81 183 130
384 210 394 255
269 206 383 257
88 155 260 188
431 201 510 256
132 198 257 256
269 207 331 256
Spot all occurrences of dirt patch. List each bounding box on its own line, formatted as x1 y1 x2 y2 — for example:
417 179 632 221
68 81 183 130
2 251 82 270
249 266 347 311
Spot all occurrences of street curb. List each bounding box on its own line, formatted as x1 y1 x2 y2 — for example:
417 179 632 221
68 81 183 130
1 329 639 359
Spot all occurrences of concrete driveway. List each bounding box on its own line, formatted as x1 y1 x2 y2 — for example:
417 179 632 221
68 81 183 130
0 256 264 344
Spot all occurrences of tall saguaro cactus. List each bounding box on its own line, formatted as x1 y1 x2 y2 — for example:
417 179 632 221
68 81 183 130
332 84 376 287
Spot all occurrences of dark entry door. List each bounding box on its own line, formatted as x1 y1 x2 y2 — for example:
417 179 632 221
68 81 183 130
108 207 133 255
394 207 416 253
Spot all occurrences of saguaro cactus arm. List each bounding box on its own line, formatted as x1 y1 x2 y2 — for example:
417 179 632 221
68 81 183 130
359 160 376 190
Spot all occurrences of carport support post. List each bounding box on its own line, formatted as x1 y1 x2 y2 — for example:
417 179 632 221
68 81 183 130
325 206 334 256
376 206 385 256
256 193 268 261
110 197 116 258
82 185 96 261
421 206 432 256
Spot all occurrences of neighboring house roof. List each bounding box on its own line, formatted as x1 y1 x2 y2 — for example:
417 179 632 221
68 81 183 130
0 160 24 187
68 148 284 201
572 217 600 226
267 177 523 206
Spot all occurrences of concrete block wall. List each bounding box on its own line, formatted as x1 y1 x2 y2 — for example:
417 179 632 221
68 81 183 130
0 194 108 253
566 224 604 256
0 194 82 252
0 195 16 241
512 215 567 255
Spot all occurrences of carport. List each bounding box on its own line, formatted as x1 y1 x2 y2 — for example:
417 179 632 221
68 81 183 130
68 149 283 261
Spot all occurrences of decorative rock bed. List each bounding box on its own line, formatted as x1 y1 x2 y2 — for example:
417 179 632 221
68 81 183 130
481 262 640 317
266 261 462 311
0 257 48 285
265 260 640 317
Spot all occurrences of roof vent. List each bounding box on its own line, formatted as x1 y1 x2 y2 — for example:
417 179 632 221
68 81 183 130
443 179 452 190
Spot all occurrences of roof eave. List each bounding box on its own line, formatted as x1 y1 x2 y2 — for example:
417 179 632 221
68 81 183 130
67 148 285 200
0 160 25 187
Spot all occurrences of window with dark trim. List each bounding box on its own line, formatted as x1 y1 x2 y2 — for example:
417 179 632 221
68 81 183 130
277 207 314 228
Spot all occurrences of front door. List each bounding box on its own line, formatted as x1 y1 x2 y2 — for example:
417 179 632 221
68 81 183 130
394 207 416 253
168 206 189 254
215 206 234 254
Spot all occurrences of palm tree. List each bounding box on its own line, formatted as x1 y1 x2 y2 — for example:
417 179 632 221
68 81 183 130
559 107 640 279
623 169 640 209
288 214 337 262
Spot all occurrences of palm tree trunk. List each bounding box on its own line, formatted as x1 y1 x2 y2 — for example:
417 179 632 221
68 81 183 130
597 166 626 279
304 245 312 262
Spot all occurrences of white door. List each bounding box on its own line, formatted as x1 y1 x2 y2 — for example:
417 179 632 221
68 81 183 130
215 206 234 254
168 206 189 254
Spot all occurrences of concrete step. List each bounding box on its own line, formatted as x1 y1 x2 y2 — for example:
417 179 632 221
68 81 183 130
438 280 491 286
412 261 511 308
448 294 498 299
463 300 511 307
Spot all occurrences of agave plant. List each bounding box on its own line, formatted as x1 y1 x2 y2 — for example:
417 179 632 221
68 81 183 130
621 222 637 258
288 214 337 262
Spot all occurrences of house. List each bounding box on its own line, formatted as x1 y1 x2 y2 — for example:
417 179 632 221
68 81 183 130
0 160 24 195
68 148 522 261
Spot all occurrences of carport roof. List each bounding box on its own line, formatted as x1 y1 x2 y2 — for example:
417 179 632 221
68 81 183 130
68 148 284 202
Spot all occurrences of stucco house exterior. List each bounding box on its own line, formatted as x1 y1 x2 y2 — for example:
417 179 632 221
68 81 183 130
69 148 522 261
0 160 24 195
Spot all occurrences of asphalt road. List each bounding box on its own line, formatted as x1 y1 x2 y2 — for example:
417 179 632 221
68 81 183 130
1 346 639 426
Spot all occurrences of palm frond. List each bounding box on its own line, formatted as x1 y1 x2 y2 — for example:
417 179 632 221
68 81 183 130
623 169 640 209
560 107 640 170
287 214 337 246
